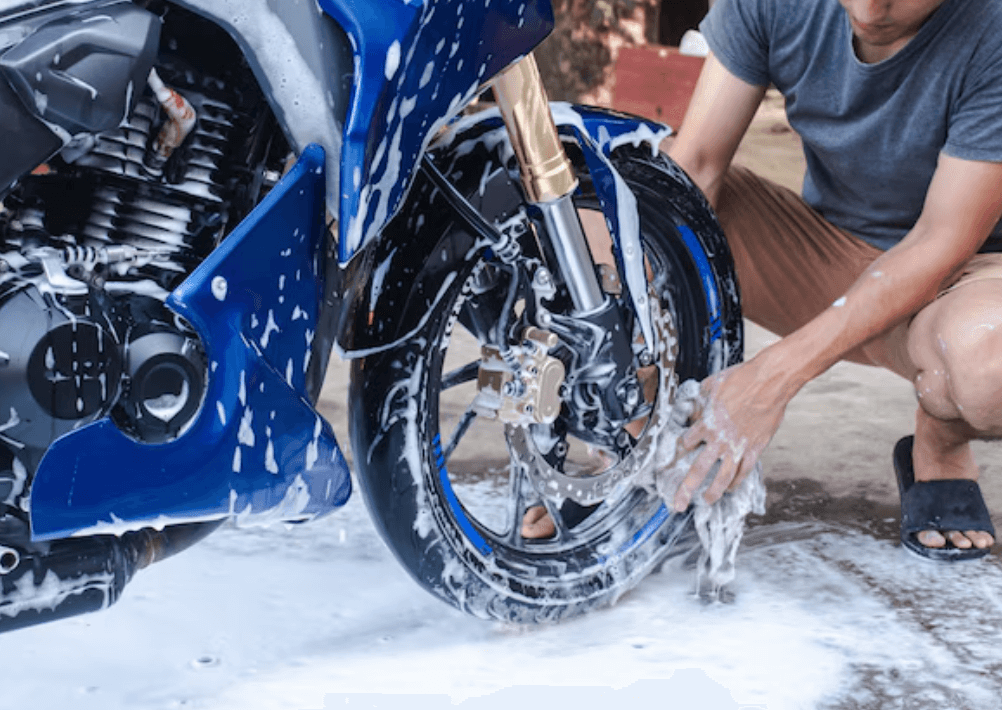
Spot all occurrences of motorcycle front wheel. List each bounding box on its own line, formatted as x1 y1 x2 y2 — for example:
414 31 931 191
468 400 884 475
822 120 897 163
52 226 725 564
349 111 742 622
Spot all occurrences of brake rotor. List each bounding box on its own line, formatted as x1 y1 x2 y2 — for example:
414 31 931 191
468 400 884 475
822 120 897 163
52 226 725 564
507 293 679 506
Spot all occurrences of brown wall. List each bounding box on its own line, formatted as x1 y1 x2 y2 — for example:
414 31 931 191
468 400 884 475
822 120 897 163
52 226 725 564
533 0 708 115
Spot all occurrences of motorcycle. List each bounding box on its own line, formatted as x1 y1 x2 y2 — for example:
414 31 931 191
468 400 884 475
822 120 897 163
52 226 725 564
0 0 741 632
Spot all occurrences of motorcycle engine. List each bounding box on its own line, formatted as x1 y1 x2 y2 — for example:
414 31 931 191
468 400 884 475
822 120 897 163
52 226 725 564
0 4 289 510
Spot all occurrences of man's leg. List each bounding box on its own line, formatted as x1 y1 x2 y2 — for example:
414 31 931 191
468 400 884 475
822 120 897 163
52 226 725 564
894 267 1002 549
714 167 883 341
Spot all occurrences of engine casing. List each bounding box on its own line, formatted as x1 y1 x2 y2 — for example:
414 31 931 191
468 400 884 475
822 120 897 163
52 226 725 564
0 2 289 511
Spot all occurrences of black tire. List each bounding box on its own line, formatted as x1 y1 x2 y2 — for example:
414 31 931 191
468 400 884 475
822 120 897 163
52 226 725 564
349 112 742 622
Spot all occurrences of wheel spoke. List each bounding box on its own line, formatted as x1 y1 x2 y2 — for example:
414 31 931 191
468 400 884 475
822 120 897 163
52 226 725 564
441 360 479 391
540 494 571 542
501 426 576 546
504 461 523 544
442 405 477 464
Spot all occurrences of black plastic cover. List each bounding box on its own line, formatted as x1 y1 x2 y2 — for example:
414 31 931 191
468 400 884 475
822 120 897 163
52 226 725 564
0 1 160 136
0 71 60 189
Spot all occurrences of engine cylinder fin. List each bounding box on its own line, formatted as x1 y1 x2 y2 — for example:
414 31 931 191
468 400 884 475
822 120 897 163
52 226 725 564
97 132 150 151
83 217 192 246
186 155 222 170
193 108 228 123
89 194 194 232
73 91 237 207
84 221 192 247
127 198 194 223
186 140 225 157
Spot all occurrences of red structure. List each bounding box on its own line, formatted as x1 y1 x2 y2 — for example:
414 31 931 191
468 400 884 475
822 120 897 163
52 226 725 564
612 45 704 129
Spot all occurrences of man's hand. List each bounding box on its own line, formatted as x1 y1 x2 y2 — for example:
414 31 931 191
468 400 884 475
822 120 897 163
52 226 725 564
673 352 793 512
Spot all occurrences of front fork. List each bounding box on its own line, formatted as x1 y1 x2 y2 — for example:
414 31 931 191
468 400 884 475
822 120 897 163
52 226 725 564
491 54 641 429
492 54 606 314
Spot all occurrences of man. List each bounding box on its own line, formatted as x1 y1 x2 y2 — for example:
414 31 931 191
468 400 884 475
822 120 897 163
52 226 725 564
667 0 1002 557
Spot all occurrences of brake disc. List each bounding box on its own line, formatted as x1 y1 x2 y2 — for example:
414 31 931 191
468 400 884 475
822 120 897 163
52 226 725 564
507 294 679 506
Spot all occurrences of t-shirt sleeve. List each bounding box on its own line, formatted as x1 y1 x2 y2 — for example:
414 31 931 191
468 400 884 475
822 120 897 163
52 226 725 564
943 38 1002 163
699 0 772 87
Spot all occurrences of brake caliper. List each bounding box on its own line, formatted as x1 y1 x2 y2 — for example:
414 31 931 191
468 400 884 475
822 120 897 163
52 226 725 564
472 327 565 426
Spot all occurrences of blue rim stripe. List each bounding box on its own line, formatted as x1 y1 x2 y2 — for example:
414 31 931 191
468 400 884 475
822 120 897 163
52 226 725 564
432 433 492 556
677 225 723 342
616 502 670 555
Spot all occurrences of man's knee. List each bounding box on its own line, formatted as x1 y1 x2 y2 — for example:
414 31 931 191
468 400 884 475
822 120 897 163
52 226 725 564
910 280 1002 431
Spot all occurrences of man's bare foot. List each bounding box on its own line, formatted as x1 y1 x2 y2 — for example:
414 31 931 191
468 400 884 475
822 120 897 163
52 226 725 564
521 506 555 539
520 440 628 539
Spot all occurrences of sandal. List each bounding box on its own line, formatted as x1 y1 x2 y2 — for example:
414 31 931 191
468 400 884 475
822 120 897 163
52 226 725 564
893 435 996 561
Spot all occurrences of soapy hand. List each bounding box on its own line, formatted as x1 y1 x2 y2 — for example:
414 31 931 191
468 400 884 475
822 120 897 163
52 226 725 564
672 356 792 512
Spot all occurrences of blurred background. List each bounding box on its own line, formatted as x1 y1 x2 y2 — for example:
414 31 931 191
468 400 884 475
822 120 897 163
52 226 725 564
535 0 713 128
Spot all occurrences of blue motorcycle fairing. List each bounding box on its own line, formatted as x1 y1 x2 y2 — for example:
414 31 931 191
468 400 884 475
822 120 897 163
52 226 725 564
317 0 553 263
29 145 352 541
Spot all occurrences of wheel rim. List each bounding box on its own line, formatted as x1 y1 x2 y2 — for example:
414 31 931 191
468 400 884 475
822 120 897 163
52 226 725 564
429 226 681 571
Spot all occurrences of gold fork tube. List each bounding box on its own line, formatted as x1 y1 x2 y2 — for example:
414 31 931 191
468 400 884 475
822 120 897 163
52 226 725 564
492 54 578 204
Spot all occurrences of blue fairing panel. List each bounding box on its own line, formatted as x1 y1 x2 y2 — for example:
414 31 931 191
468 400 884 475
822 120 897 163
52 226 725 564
30 146 351 541
319 0 553 262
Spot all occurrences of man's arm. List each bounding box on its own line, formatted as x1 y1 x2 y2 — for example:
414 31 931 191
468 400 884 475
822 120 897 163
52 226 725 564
668 52 766 207
673 153 1002 510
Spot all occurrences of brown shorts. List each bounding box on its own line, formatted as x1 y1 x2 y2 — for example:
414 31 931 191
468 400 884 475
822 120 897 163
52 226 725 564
714 166 1002 371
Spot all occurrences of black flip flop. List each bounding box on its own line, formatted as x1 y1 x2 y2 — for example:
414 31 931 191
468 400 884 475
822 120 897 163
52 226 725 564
893 435 996 561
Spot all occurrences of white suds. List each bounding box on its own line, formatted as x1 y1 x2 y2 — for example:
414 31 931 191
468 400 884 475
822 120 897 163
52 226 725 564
211 276 227 301
260 310 280 349
237 407 255 447
265 439 279 474
238 370 247 407
832 296 847 308
385 41 401 80
2 456 26 507
305 417 322 471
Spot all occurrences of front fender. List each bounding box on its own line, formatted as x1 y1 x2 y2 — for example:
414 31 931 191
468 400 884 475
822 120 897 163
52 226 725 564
337 104 674 357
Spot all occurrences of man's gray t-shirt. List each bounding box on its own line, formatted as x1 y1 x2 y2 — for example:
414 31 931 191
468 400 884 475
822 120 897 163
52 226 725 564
700 0 1002 251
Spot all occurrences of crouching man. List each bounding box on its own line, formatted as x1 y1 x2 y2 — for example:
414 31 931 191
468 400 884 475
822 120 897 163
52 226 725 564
667 0 1002 558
